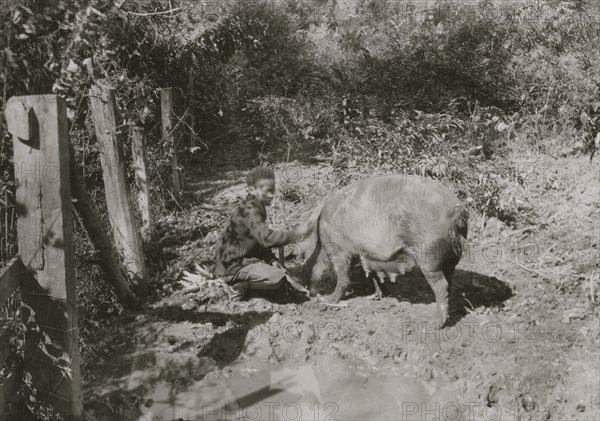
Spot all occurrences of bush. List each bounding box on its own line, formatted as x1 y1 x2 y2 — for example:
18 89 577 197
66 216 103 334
235 94 342 157
333 100 517 220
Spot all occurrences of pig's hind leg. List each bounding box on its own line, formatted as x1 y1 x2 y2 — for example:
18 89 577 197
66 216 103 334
421 268 450 328
442 264 455 291
373 275 384 300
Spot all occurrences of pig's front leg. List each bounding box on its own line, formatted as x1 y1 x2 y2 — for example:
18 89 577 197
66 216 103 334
324 254 352 303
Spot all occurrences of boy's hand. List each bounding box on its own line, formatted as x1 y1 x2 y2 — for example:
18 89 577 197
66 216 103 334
295 221 314 238
271 260 284 269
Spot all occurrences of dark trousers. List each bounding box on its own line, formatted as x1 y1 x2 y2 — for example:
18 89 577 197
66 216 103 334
229 258 287 300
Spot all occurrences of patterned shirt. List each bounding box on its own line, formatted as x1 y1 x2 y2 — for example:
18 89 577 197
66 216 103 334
212 194 297 277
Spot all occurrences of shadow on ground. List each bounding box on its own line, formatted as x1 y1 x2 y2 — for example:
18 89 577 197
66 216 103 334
150 307 274 366
348 268 514 326
84 309 273 417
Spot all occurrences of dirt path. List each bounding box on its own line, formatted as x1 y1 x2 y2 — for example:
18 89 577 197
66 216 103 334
83 150 599 421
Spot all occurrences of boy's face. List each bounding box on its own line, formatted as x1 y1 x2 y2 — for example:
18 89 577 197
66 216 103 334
251 178 276 206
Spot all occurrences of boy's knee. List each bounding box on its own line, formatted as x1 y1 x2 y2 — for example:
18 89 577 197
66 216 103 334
253 263 286 285
264 273 286 287
236 262 287 290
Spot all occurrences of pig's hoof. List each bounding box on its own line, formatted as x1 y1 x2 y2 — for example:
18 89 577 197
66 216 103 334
432 319 445 330
324 292 344 304
316 294 348 307
436 306 449 329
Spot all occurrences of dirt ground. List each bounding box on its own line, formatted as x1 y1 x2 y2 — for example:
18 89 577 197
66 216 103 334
83 143 600 421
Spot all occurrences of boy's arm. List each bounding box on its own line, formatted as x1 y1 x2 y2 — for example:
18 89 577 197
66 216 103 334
245 205 298 248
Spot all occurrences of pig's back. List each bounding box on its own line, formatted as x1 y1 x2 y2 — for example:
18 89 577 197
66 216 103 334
321 175 463 249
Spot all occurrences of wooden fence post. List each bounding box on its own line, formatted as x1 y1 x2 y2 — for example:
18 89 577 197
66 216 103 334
160 88 182 198
6 95 83 420
68 143 140 309
131 127 152 241
89 81 147 297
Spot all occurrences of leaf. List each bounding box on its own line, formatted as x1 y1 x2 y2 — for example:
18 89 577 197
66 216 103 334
580 111 589 126
66 59 79 73
496 121 508 132
4 47 16 68
12 9 22 24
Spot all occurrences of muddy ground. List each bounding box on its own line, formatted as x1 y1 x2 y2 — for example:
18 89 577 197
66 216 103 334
83 142 599 421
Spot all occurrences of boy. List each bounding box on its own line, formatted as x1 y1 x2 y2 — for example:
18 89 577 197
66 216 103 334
212 167 312 301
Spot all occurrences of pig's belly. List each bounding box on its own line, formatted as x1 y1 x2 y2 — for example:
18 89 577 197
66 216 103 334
360 254 418 281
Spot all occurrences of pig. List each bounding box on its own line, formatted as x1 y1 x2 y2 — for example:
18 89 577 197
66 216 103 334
294 174 468 326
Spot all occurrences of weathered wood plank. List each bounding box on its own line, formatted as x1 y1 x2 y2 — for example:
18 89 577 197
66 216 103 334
6 95 83 421
0 256 20 309
68 143 140 309
5 98 33 141
131 127 152 241
160 88 182 197
89 82 147 297
7 97 43 270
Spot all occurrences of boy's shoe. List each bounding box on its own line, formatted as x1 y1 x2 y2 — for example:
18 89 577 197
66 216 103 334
284 273 310 297
223 282 246 302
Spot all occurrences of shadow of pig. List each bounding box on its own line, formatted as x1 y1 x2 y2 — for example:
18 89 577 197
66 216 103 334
347 266 513 327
